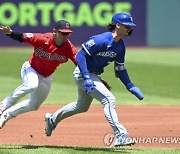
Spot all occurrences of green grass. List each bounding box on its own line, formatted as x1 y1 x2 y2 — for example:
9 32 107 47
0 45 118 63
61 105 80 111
0 144 179 154
0 47 180 153
0 47 180 105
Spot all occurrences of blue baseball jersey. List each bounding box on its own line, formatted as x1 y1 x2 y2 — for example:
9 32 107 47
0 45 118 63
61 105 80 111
82 32 126 74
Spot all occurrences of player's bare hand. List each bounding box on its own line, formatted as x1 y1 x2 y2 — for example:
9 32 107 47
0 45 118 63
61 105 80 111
0 25 12 34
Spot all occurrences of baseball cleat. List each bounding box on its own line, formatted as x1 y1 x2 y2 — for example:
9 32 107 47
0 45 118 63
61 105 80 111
0 112 8 129
114 134 135 147
44 113 56 136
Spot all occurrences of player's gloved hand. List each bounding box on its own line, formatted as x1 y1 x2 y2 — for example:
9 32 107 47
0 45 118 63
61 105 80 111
126 83 144 100
83 73 95 94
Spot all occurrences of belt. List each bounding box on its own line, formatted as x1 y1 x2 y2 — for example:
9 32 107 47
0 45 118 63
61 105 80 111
89 71 101 75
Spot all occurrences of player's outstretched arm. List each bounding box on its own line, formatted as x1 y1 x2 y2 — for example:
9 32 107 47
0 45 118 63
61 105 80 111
0 25 23 42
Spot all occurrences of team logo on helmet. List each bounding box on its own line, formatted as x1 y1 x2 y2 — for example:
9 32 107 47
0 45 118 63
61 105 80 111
130 16 133 22
66 23 70 28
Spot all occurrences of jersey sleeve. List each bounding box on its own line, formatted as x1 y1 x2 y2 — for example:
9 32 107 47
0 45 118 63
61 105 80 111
23 33 42 45
81 35 104 56
67 41 78 66
115 42 126 64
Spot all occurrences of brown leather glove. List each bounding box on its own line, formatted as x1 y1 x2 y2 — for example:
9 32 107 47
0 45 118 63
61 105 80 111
100 79 112 91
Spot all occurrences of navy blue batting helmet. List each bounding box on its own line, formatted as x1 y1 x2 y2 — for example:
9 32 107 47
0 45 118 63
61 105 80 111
112 13 136 27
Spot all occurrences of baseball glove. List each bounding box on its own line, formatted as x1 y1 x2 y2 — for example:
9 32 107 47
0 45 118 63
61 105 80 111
100 78 112 91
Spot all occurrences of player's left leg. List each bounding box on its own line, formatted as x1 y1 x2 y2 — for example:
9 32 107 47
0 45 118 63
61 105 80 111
92 77 127 134
0 61 39 114
0 74 53 129
90 76 134 146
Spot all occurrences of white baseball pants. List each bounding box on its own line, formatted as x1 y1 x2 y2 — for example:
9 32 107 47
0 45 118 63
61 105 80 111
2 61 52 120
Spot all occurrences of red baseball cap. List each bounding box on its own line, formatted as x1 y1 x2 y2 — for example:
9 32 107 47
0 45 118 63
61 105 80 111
54 20 73 33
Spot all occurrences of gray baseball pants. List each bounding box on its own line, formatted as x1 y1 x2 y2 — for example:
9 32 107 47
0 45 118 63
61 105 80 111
51 66 128 137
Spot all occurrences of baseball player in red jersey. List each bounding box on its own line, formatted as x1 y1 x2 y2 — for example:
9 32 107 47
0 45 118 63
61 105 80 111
0 20 77 129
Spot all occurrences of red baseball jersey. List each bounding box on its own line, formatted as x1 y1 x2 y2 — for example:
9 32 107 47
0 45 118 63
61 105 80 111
23 32 77 77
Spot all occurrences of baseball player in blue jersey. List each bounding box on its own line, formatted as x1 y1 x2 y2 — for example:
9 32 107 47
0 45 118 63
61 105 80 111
44 12 144 147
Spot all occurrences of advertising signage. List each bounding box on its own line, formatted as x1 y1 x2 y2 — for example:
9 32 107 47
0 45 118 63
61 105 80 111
0 0 146 46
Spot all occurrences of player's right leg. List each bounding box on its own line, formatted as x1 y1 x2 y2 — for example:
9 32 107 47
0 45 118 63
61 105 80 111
45 71 93 136
45 86 93 136
0 101 6 116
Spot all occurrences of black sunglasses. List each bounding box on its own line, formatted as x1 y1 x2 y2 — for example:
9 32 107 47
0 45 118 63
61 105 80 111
125 26 131 29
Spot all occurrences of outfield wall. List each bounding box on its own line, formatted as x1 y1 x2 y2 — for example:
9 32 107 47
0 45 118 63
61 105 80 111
0 0 146 46
0 0 179 47
147 0 180 47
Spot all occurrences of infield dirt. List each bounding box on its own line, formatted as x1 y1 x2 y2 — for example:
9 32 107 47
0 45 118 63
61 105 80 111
0 105 179 148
